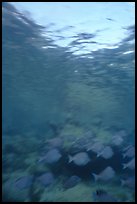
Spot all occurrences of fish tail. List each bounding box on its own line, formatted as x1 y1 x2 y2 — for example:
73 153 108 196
92 173 99 181
97 152 101 157
122 163 127 169
68 155 73 163
87 147 91 151
122 153 126 158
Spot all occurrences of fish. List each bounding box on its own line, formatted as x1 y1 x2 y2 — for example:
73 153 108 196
63 175 81 189
15 175 34 190
123 158 135 170
111 135 124 146
111 130 127 146
92 166 115 181
118 130 128 137
37 172 54 187
123 144 133 152
97 146 114 159
68 152 90 166
106 18 115 22
38 148 62 164
121 176 135 189
71 137 88 152
71 135 95 153
92 189 118 202
45 137 63 149
87 141 104 154
123 146 135 158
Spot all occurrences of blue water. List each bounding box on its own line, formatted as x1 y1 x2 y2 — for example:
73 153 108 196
2 2 135 202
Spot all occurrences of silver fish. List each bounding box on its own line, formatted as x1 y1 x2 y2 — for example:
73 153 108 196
68 152 90 166
45 137 63 149
121 176 135 189
37 172 54 187
118 130 128 137
87 141 104 153
123 146 135 158
97 146 114 159
15 175 34 190
38 148 62 164
123 144 133 152
92 166 115 181
123 158 135 170
63 175 81 189
111 135 124 146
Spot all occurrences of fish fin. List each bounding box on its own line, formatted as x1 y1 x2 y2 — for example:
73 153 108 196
92 173 99 181
68 155 73 163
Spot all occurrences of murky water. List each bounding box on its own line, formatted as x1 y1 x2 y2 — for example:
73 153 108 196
2 2 135 202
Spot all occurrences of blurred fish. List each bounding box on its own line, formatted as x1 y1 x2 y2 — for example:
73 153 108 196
123 158 135 170
111 130 127 146
71 137 88 152
38 148 62 164
15 175 34 190
71 134 96 153
121 176 135 189
45 137 63 149
92 166 115 181
63 175 81 189
68 152 90 166
106 18 115 22
87 141 104 154
92 189 118 202
123 144 133 152
111 135 124 146
123 146 135 158
118 130 128 137
97 146 114 159
37 172 54 187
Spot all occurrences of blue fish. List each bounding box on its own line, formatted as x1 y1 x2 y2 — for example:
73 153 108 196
36 172 54 187
15 175 34 190
63 175 81 189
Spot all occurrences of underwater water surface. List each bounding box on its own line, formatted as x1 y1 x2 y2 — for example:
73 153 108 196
2 2 135 202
